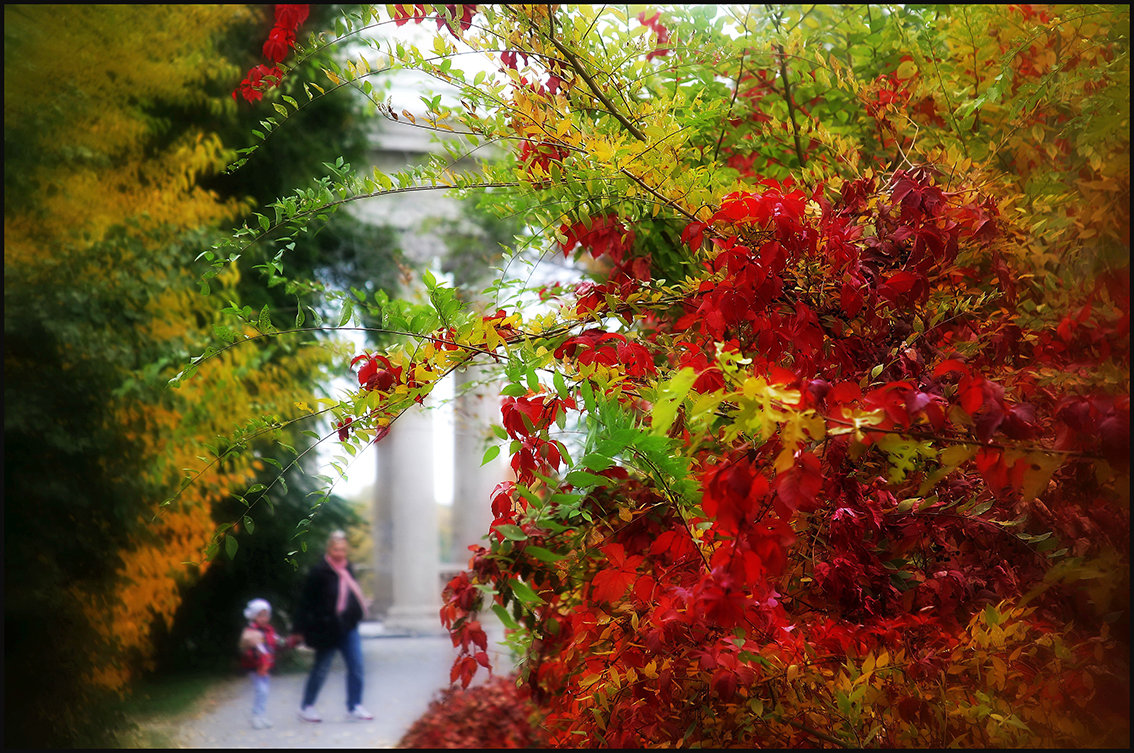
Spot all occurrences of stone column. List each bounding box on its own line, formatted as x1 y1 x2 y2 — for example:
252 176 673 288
449 364 506 570
375 401 445 635
448 362 512 646
370 449 395 617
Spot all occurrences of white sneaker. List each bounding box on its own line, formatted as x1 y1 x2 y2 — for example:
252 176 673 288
298 705 323 722
251 716 273 729
348 705 374 721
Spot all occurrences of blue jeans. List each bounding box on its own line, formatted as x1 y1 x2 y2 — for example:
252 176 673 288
251 672 270 717
301 626 364 711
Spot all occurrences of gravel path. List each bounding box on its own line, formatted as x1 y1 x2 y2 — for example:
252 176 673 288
161 622 512 749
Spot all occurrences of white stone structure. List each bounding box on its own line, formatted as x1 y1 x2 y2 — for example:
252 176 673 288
353 118 508 635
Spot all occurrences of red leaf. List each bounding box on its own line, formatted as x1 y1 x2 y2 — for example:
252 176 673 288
775 452 822 515
960 381 985 414
933 359 969 378
262 24 296 63
681 221 708 251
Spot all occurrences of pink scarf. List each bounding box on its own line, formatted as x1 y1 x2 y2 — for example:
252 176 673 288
326 555 368 617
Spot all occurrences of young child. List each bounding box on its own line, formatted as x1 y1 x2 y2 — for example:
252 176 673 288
239 598 279 729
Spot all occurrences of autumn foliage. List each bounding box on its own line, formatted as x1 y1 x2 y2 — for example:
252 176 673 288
4 5 354 746
397 674 546 749
233 4 309 102
5 2 253 704
214 3 1129 748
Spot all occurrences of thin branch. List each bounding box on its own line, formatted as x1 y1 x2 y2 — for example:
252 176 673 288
619 168 701 222
714 6 753 162
778 717 852 748
774 43 807 167
542 36 648 142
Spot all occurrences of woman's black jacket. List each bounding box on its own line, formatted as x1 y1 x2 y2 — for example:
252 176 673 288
295 558 364 649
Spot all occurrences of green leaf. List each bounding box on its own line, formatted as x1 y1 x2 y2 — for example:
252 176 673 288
524 545 565 563
650 367 697 436
509 577 543 605
497 524 527 541
565 470 610 488
579 452 613 471
553 370 570 399
513 484 542 508
481 444 501 465
225 535 238 560
492 603 520 629
894 497 919 514
581 380 596 412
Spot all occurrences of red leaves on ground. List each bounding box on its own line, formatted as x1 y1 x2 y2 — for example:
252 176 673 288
398 674 546 748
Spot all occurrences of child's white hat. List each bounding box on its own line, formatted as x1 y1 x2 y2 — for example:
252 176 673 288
244 598 271 620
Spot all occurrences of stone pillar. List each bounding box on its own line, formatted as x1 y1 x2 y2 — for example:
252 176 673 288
375 402 445 635
448 363 512 645
448 364 506 570
370 450 395 617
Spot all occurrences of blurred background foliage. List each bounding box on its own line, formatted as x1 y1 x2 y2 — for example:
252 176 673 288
3 4 395 746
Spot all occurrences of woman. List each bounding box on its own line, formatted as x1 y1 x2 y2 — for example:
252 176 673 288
292 530 374 722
